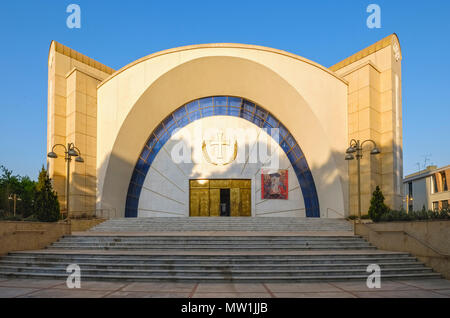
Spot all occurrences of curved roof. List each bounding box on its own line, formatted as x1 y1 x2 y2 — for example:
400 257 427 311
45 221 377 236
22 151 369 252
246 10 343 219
98 43 347 88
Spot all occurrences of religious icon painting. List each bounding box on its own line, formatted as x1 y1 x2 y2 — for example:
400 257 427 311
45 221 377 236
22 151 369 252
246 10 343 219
261 169 288 199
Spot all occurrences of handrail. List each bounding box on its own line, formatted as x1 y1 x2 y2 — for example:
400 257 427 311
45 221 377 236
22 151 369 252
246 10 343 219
325 207 346 218
361 223 450 258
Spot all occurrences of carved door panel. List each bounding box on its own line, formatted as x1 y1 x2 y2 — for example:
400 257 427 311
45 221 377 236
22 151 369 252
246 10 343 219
240 188 251 216
190 189 201 217
209 189 220 216
198 189 210 216
230 188 240 217
190 189 210 216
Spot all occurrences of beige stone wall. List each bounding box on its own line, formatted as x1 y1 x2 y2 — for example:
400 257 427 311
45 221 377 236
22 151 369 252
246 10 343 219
355 220 450 279
331 34 403 214
69 218 106 232
96 45 349 217
47 41 114 217
0 221 71 256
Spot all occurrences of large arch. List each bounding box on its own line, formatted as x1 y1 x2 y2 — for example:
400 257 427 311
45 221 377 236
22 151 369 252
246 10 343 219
97 46 348 218
125 96 319 217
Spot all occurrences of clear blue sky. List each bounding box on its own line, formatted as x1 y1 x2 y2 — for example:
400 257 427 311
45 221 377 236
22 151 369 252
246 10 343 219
0 0 449 180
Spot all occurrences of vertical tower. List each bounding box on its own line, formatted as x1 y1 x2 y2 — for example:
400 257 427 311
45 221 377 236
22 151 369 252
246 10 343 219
330 34 403 214
47 41 114 217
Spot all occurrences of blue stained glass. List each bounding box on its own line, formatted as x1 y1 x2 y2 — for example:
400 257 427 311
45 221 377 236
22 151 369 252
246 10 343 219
140 145 151 161
243 100 255 113
266 114 279 128
228 97 242 107
199 97 213 108
228 107 240 116
152 140 163 155
189 110 201 121
292 145 303 160
279 124 288 138
201 107 214 117
158 131 170 145
176 115 189 127
146 150 157 165
242 111 253 121
285 134 296 148
186 101 199 113
214 96 227 106
135 158 149 173
280 139 290 153
287 149 296 164
154 125 165 139
166 122 178 136
255 106 268 120
134 170 145 185
146 136 157 150
214 106 227 115
162 115 175 129
252 116 263 127
173 106 187 121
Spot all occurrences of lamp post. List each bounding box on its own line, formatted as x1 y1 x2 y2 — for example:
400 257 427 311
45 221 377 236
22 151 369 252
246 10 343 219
47 143 84 218
345 139 381 222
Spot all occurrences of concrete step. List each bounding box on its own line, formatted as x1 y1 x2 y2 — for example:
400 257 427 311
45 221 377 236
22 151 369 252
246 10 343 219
89 217 354 232
0 271 441 283
0 260 426 271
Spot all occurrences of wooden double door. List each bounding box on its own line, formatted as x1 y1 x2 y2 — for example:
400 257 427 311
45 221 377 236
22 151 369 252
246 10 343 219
189 179 251 217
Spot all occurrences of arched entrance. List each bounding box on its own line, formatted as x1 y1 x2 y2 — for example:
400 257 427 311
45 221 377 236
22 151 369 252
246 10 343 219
125 96 319 218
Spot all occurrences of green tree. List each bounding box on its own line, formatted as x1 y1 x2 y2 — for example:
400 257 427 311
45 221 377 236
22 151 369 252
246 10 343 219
368 186 389 222
33 166 60 222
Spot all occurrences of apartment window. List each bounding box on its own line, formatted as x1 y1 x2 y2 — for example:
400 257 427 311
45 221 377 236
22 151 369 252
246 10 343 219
408 182 413 197
432 201 439 212
431 174 438 193
442 200 449 210
441 172 448 191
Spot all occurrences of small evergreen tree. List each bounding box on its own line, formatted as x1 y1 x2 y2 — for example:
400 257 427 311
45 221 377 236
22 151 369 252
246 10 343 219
368 186 389 222
33 166 60 222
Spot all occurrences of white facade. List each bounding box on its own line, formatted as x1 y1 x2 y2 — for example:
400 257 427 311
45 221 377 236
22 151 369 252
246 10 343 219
138 116 306 217
403 165 450 212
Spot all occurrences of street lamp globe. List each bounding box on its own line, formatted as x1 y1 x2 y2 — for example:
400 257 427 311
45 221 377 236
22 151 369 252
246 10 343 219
75 156 84 163
345 154 355 160
47 151 58 158
370 147 381 155
345 146 356 154
68 148 79 157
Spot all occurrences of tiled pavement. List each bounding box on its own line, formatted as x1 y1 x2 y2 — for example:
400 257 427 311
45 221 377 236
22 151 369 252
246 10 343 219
0 278 449 298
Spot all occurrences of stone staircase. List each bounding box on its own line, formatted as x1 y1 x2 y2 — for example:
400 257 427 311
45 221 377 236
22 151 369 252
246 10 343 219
0 217 441 282
89 217 354 232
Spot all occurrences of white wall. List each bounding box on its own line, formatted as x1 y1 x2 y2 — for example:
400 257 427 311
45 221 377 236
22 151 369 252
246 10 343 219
138 116 305 217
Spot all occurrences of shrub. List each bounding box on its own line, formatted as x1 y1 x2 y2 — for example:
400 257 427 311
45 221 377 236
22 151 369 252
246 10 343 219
33 167 60 222
368 186 389 222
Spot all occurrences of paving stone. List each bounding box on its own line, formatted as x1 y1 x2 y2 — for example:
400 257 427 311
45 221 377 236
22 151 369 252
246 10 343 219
272 291 356 298
192 292 272 298
0 279 64 289
0 287 38 298
353 289 449 298
398 279 450 290
196 283 267 293
52 281 127 291
265 282 340 293
19 288 111 298
331 280 419 292
432 289 450 296
106 291 190 298
122 282 196 292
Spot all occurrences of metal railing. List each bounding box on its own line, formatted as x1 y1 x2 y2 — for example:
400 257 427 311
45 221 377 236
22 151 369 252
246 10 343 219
325 207 347 218
361 223 450 259
66 208 120 220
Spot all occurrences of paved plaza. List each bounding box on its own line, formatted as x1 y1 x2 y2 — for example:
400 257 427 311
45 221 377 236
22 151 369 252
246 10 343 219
0 278 449 298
